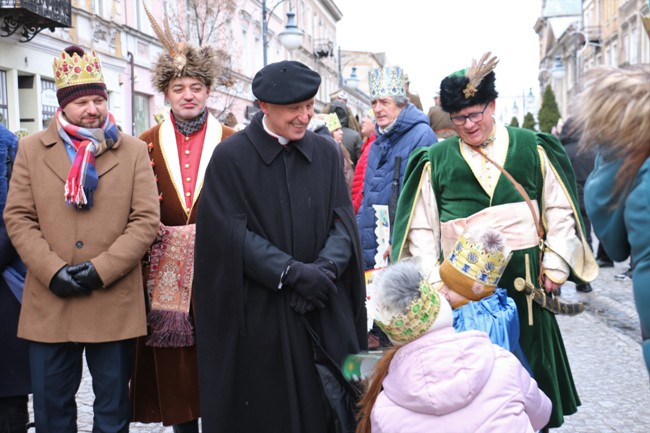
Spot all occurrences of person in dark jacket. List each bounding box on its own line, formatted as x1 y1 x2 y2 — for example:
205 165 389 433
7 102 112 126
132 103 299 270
325 99 364 167
559 117 596 292
193 60 367 433
0 124 30 433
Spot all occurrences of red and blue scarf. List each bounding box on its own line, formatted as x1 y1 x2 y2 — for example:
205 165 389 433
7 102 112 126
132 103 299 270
55 109 118 209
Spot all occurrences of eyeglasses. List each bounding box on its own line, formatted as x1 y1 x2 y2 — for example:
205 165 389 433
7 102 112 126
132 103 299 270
450 103 490 126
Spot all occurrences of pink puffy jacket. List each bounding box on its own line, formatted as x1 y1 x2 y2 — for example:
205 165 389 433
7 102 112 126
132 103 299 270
371 328 551 433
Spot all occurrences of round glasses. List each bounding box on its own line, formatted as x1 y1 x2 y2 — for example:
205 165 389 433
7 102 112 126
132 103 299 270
450 103 489 126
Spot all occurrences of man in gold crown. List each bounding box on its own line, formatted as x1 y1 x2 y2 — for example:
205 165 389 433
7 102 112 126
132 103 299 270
128 7 236 433
3 45 160 432
391 53 598 431
358 65 436 349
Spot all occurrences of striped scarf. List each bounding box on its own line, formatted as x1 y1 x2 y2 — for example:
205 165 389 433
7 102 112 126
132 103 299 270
55 109 118 209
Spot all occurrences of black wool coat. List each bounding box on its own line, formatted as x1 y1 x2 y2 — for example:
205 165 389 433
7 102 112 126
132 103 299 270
194 112 367 433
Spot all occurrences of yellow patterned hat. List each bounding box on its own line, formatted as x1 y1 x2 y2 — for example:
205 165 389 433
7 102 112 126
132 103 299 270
324 113 341 132
439 227 512 302
53 46 107 108
368 66 406 99
374 261 444 344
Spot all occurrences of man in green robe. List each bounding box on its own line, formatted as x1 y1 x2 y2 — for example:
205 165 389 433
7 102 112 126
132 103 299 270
391 53 598 430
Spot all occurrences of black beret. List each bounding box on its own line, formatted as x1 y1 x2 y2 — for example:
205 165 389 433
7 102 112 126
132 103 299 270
252 60 321 104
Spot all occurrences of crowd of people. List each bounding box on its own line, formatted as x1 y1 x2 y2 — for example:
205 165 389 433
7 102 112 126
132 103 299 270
0 21 646 433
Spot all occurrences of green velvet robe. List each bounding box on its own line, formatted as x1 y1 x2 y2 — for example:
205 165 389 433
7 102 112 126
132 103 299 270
392 126 593 428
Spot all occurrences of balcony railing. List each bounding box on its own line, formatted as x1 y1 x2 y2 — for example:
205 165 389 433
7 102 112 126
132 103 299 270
314 38 334 59
0 0 71 42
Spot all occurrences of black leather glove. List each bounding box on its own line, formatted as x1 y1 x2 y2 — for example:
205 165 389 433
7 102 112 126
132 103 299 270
282 259 337 309
314 257 337 281
49 266 92 298
67 261 103 291
289 291 316 315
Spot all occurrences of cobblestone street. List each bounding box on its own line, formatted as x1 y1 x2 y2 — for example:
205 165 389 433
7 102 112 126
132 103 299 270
27 262 649 432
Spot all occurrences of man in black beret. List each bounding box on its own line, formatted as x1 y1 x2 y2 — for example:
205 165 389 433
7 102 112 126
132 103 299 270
193 60 367 433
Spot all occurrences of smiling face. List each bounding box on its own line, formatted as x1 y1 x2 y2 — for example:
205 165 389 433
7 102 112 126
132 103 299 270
165 77 210 122
259 98 315 141
62 95 108 128
450 100 496 146
371 97 403 129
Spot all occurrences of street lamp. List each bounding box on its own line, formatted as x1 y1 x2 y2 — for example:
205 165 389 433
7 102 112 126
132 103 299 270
262 0 304 66
345 66 360 89
550 55 566 79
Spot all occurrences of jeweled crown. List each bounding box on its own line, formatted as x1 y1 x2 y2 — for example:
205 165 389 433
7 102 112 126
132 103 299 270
53 49 105 90
447 229 511 287
376 280 441 343
368 66 406 99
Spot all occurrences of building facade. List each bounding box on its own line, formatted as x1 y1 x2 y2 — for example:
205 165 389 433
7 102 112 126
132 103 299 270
1 0 369 135
536 0 650 118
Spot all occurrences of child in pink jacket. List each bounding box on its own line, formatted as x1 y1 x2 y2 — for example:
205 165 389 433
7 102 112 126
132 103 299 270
357 260 551 433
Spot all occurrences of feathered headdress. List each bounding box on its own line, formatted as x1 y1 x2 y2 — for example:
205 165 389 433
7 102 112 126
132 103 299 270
464 52 499 98
439 52 499 113
144 3 218 92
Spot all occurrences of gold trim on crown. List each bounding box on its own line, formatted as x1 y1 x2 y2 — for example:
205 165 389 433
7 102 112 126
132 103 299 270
53 49 105 90
447 230 511 287
376 280 441 343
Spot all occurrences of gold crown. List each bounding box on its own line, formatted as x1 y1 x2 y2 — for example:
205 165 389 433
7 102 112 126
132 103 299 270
53 49 105 90
446 229 511 288
368 66 406 99
376 280 441 343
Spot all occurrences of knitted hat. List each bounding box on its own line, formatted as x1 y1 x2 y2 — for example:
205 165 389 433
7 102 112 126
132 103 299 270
145 5 219 92
439 227 512 306
439 52 499 113
373 260 453 345
252 60 321 104
368 66 406 99
53 45 108 108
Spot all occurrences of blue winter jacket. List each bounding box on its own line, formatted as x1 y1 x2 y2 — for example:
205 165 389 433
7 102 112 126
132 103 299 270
357 104 437 269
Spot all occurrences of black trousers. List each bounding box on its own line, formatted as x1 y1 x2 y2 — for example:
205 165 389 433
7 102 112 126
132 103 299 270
0 396 28 433
29 339 134 433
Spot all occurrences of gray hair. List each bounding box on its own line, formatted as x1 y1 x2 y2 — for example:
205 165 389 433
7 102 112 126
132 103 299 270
370 95 409 108
393 95 409 107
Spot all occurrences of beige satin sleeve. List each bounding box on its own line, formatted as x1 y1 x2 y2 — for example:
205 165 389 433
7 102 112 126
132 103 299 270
539 147 581 283
402 169 442 283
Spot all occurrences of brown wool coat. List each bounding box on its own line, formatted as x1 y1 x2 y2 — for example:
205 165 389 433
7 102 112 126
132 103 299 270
3 120 160 343
130 113 235 425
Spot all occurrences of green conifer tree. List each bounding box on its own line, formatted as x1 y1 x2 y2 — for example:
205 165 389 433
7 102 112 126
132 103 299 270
522 112 536 130
538 85 561 133
510 116 519 127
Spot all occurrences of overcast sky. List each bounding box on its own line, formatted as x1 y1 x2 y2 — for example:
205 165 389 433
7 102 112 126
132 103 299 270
335 0 543 114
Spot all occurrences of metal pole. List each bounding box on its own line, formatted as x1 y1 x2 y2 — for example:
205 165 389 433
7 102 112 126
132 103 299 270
262 0 268 66
127 51 135 135
338 46 343 87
